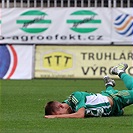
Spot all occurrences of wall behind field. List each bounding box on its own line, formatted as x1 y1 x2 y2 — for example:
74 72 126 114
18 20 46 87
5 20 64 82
0 0 133 79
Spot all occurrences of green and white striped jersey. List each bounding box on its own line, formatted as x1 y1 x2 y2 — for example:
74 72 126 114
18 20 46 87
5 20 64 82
64 91 112 117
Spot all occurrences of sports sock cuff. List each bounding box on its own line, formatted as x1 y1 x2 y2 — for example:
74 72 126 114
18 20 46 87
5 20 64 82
118 72 125 78
106 84 113 88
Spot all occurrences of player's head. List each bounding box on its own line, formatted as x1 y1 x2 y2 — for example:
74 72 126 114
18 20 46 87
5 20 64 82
45 101 72 115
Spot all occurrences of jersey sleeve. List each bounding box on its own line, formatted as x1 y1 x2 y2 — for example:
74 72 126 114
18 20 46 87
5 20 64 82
64 91 86 112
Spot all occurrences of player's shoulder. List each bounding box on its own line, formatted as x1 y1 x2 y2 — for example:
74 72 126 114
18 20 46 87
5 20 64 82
72 91 83 96
72 91 81 94
71 91 87 99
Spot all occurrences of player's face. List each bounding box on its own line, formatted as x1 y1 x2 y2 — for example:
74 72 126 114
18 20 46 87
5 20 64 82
55 103 72 115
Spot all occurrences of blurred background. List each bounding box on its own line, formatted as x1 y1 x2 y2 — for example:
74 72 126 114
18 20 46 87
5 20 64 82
0 0 133 80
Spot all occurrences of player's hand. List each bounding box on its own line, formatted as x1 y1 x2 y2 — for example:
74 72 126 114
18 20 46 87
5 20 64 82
44 115 56 118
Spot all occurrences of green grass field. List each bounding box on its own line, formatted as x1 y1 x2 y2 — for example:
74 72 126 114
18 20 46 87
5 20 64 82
0 79 133 133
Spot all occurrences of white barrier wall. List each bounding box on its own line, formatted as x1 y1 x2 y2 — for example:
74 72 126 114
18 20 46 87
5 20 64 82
0 45 34 79
112 8 133 44
0 8 133 44
35 45 133 79
0 7 133 79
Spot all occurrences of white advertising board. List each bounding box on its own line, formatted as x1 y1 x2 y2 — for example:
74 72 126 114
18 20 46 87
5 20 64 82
0 45 34 79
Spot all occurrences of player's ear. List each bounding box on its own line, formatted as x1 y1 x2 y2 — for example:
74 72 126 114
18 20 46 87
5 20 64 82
59 104 64 108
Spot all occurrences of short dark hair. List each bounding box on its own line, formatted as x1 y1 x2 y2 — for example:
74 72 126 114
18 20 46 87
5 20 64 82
45 101 59 115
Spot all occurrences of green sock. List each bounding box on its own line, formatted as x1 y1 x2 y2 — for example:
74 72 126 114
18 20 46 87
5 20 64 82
120 73 133 90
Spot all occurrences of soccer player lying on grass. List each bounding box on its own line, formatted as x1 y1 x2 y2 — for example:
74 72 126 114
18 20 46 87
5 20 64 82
44 63 133 118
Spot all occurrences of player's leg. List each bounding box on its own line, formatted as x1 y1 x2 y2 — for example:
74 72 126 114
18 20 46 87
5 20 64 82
111 63 133 90
118 90 133 107
119 73 133 90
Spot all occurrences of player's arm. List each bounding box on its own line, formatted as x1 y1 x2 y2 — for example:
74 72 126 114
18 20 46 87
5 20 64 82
44 107 85 119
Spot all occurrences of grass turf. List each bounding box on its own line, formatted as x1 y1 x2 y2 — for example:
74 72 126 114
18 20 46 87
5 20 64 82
0 79 133 133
